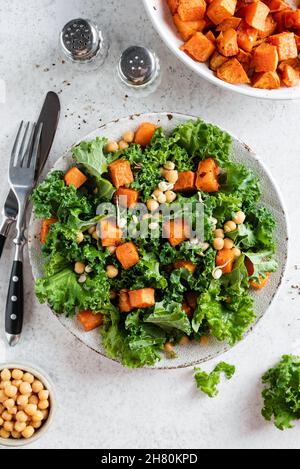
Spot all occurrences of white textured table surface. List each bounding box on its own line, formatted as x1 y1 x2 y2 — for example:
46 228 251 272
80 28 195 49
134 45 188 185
0 0 299 450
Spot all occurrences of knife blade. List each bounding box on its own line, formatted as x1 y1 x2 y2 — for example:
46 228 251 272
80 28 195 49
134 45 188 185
0 91 60 259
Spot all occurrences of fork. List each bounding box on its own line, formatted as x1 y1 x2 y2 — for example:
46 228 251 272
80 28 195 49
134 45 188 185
5 121 43 347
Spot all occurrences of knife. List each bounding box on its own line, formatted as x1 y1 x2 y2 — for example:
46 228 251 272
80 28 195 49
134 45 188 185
0 92 60 259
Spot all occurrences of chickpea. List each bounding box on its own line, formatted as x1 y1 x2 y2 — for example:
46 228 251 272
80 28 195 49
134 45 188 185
29 395 39 406
2 411 12 421
4 384 17 398
8 406 17 415
233 210 246 225
38 390 49 401
212 268 223 280
24 404 37 416
0 390 7 403
0 429 10 439
152 189 164 200
122 131 135 143
179 336 190 346
41 409 49 420
16 411 28 423
23 373 34 384
78 274 87 284
38 400 49 410
107 245 116 255
106 265 119 279
224 220 237 233
164 170 178 184
163 161 175 171
158 181 173 192
0 404 4 413
105 141 119 153
32 420 42 429
213 237 225 251
0 380 10 390
19 382 32 395
4 398 15 410
17 394 28 407
14 421 26 433
0 369 11 382
3 421 13 432
92 231 99 240
76 231 84 244
0 417 3 426
32 410 43 422
12 369 23 380
22 426 35 439
74 261 86 275
85 265 93 273
223 238 234 250
147 199 159 212
164 342 173 353
165 190 177 204
11 431 21 439
214 228 224 239
12 379 22 388
157 192 166 204
232 247 241 258
118 140 128 150
88 225 96 235
31 380 44 394
200 336 209 346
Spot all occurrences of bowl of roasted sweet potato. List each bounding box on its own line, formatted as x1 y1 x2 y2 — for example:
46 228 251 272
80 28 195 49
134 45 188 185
143 0 300 99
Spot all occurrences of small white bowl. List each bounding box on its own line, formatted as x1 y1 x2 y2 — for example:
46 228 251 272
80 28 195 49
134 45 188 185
0 362 55 447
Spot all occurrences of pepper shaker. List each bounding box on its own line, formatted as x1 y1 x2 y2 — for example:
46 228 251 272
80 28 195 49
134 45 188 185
117 46 161 96
59 18 108 71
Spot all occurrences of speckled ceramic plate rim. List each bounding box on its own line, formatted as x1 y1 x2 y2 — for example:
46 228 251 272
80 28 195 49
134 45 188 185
28 112 289 370
142 0 300 101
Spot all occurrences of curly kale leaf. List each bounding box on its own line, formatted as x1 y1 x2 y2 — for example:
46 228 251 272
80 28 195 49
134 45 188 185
194 362 235 397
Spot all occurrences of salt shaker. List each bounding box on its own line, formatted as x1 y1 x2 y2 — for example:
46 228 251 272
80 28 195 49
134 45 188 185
59 18 108 71
117 46 161 96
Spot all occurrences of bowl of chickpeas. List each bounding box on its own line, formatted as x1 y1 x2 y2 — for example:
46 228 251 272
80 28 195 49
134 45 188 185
0 364 55 446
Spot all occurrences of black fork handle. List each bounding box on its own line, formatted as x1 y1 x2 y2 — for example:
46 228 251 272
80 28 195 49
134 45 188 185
5 260 23 340
0 234 6 259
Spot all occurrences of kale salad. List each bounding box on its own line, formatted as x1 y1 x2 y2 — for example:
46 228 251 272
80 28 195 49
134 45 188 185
32 119 278 368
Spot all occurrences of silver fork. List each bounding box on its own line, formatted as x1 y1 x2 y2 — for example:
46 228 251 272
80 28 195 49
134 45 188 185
5 121 43 346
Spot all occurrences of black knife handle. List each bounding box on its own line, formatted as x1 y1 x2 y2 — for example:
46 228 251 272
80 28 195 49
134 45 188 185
0 234 6 259
5 261 23 336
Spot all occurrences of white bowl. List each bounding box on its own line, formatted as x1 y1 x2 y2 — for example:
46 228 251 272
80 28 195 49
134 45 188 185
0 363 55 447
28 112 288 369
143 0 300 100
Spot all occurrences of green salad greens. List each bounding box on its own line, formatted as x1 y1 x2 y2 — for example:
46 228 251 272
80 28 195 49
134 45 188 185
32 118 278 368
194 362 236 397
262 355 300 430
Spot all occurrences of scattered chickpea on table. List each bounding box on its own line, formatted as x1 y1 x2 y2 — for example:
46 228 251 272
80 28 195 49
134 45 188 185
0 368 50 440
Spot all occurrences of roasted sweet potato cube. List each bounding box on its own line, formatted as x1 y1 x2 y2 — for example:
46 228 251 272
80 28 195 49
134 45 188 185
174 171 196 191
114 187 139 208
283 10 300 29
281 64 300 87
217 28 239 56
119 290 132 313
265 0 288 12
244 1 270 31
210 51 229 70
100 219 123 247
269 32 297 60
258 14 276 38
116 242 139 270
253 43 278 72
294 34 300 51
252 71 280 88
77 311 103 332
129 288 156 309
180 32 216 61
163 219 191 246
207 0 237 25
174 260 197 274
182 302 193 318
237 48 252 73
216 248 235 273
278 57 300 73
216 16 241 31
173 13 206 40
216 57 250 83
64 167 87 189
168 0 180 14
108 159 134 189
206 30 216 44
237 20 258 51
178 0 207 21
195 158 220 192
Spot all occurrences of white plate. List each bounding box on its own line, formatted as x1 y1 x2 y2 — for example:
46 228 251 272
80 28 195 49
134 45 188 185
143 0 300 100
28 113 288 369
